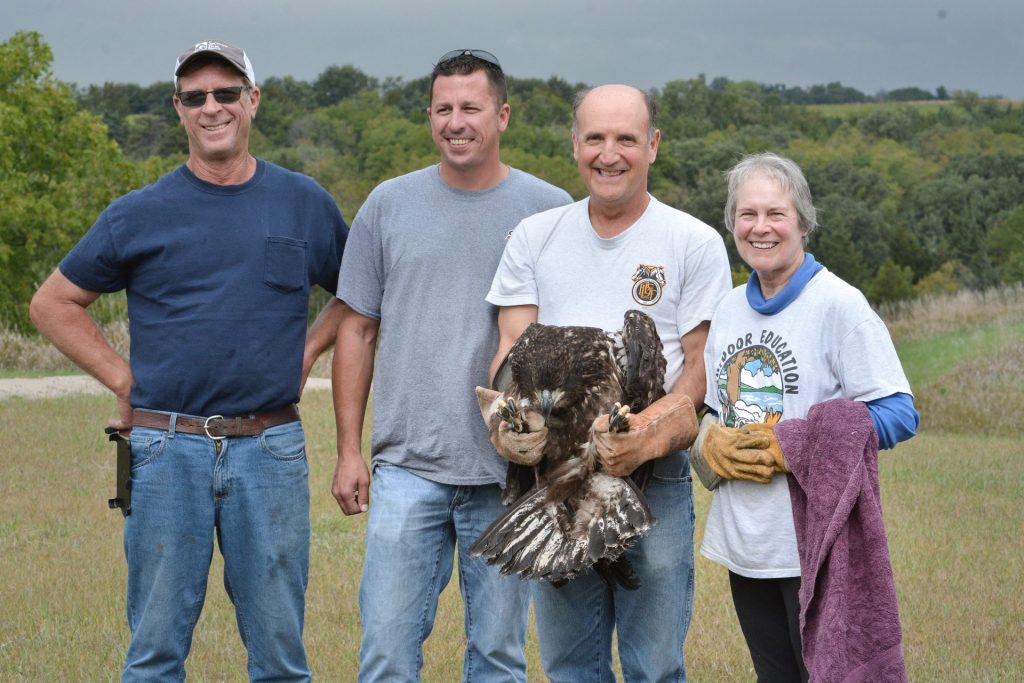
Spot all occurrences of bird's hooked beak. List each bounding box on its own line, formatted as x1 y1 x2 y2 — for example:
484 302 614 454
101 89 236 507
540 389 555 420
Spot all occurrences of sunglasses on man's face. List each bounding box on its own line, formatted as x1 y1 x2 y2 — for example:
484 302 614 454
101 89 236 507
175 86 248 108
436 49 501 68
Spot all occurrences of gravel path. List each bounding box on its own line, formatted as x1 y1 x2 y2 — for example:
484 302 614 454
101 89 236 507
0 376 332 401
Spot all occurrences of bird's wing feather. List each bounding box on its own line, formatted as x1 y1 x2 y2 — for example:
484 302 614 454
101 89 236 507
470 474 654 585
480 311 666 588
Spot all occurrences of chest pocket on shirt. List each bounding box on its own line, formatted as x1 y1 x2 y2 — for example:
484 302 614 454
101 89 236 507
264 236 308 293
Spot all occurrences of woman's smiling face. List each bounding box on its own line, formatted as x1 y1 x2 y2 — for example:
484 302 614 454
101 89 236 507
732 173 808 298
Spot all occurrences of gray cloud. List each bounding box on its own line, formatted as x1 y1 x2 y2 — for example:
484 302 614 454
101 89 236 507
2 0 1020 97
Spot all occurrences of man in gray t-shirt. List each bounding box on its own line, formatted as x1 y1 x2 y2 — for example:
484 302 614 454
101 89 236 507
331 49 571 682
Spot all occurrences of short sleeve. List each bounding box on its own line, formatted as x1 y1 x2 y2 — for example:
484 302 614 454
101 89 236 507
313 189 349 294
336 191 385 320
676 233 732 337
836 311 912 403
486 218 539 307
59 207 130 294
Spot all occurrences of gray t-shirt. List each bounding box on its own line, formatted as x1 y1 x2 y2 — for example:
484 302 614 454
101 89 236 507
337 165 572 485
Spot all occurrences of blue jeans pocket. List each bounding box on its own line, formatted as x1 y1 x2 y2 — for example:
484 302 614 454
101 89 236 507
258 422 306 461
264 236 308 293
128 427 168 470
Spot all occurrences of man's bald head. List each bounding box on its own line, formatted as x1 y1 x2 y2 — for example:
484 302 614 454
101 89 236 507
572 84 657 141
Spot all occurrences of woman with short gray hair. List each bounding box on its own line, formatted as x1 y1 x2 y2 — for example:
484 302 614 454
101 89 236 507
690 152 918 681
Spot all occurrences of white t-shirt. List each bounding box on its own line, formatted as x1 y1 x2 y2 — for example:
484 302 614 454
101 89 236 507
487 196 732 390
700 269 912 577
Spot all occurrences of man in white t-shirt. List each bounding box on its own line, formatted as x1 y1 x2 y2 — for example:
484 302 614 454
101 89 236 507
486 84 732 682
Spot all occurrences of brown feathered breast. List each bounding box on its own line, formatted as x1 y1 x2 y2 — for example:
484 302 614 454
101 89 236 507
472 309 667 588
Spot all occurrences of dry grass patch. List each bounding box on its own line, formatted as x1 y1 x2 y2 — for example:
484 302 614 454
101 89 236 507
879 285 1024 342
915 341 1024 436
4 393 1023 680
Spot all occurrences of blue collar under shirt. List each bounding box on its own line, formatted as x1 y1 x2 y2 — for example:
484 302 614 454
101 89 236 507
746 252 824 315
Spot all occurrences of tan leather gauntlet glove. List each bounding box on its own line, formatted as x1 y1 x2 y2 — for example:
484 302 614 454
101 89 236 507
689 414 723 490
700 421 778 484
591 393 698 477
475 386 548 466
737 422 788 473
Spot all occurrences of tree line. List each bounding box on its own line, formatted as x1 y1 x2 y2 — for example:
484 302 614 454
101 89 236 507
3 30 1024 333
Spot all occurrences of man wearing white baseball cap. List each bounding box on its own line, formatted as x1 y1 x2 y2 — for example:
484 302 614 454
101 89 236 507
31 39 349 681
174 39 257 85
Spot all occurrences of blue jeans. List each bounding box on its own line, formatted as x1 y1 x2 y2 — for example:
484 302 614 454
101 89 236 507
533 458 696 683
122 419 311 682
358 462 530 682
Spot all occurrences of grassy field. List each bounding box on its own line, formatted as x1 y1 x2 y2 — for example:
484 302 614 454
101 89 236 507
807 98 1023 118
2 287 1023 680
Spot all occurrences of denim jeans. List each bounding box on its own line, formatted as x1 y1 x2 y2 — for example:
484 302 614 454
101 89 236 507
533 459 696 683
358 462 530 682
122 418 311 682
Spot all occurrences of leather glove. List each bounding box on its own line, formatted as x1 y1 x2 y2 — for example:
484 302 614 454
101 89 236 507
689 413 723 490
700 421 778 484
738 422 788 473
591 393 698 477
475 386 548 466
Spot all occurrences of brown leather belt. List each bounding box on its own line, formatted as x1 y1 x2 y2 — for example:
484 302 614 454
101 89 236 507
132 405 300 439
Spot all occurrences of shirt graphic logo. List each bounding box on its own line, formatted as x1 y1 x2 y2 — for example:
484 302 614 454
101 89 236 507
717 345 783 427
715 329 801 426
631 264 666 306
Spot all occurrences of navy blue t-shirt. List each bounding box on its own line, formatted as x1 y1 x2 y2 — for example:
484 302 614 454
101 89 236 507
60 160 347 416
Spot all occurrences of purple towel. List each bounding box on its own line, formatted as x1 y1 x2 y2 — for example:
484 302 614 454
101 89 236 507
775 399 908 683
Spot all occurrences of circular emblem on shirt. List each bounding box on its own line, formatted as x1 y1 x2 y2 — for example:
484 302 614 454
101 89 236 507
631 264 666 306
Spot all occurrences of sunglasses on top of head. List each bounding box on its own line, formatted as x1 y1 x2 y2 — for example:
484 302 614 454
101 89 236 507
175 86 249 108
436 49 501 68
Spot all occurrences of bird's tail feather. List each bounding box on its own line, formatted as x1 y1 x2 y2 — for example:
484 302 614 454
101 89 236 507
595 556 642 591
469 474 655 587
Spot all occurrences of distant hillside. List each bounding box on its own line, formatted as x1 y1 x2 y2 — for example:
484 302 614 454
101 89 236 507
4 30 1024 333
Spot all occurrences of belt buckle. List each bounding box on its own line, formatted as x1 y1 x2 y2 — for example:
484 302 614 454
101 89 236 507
203 415 227 441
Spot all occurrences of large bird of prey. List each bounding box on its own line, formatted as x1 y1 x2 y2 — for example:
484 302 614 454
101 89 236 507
471 309 667 588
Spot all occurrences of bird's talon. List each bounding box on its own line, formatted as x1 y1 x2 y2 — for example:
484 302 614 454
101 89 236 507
497 398 527 432
608 403 632 433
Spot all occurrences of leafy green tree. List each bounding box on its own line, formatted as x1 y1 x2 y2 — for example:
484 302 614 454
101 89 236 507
514 87 572 128
986 206 1024 284
866 260 915 303
888 226 933 281
313 64 376 107
808 208 872 290
380 75 430 116
0 31 137 331
256 75 316 148
1002 251 1024 284
902 154 1024 286
122 112 181 158
858 107 920 142
76 80 181 157
805 159 889 206
882 87 934 102
914 260 964 297
7 34 1021 317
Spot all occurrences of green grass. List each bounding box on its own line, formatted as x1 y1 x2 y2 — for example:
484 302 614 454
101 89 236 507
808 100 953 117
885 288 1024 438
2 391 1023 680
894 320 1024 388
3 286 1024 679
807 99 1023 118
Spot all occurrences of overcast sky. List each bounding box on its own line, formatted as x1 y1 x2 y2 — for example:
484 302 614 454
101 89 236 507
3 0 1021 98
